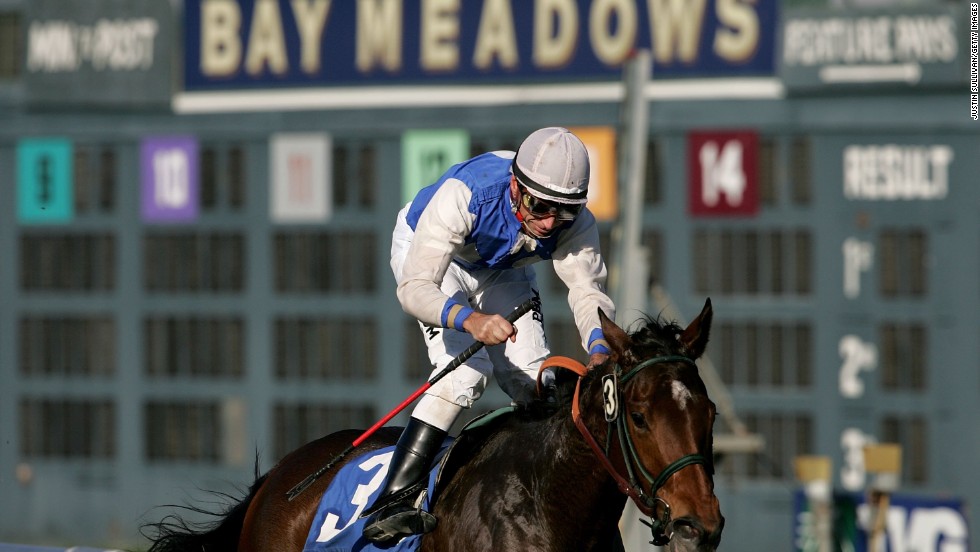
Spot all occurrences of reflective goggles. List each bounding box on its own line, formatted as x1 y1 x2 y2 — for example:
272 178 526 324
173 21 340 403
521 190 582 222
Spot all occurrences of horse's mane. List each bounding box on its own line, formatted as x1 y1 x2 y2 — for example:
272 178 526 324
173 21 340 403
510 314 691 420
627 314 687 357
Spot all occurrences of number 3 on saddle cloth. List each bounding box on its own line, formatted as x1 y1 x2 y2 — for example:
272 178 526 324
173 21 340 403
303 409 512 552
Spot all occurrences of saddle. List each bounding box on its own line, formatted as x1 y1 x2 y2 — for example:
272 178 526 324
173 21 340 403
304 357 587 552
302 407 519 552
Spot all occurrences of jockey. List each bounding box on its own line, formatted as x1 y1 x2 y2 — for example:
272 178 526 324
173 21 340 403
363 127 616 543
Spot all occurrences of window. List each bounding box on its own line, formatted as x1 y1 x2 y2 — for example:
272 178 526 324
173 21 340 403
790 136 812 205
73 145 117 214
882 415 928 484
718 412 814 481
643 229 664 287
143 232 245 292
712 321 813 388
20 398 115 459
274 317 377 380
144 317 244 378
333 142 377 209
273 402 376 461
693 229 812 296
643 139 664 206
879 322 927 391
880 228 927 297
0 12 21 79
200 143 247 212
273 231 376 293
144 400 221 462
20 233 115 291
20 316 115 377
758 137 777 205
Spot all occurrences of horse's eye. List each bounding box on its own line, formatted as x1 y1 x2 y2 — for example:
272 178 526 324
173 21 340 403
630 411 647 428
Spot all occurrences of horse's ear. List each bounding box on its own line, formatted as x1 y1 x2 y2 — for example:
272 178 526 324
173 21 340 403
599 307 631 359
678 298 713 359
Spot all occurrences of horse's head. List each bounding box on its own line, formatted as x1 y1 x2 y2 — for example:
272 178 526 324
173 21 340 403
594 298 724 551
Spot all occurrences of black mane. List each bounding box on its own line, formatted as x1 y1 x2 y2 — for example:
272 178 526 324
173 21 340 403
627 314 687 358
538 314 692 414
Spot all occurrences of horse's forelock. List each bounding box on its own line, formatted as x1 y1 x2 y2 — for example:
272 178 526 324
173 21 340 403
627 316 686 358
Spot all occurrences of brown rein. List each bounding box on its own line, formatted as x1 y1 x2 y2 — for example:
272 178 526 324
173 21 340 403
538 356 655 514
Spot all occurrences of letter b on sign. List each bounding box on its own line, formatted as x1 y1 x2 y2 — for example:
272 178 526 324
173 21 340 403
688 131 758 217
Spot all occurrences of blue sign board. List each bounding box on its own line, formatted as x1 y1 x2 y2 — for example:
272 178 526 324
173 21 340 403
17 139 73 223
794 490 970 552
183 0 777 91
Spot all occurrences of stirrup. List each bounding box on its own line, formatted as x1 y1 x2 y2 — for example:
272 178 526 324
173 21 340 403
362 489 437 543
361 480 425 518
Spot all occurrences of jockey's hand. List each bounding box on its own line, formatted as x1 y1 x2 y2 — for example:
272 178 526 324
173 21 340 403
462 312 517 346
586 352 609 371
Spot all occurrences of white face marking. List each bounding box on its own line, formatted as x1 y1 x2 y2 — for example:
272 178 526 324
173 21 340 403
672 380 693 410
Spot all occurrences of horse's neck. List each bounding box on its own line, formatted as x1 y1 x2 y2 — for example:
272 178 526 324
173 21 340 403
535 415 629 522
429 413 628 551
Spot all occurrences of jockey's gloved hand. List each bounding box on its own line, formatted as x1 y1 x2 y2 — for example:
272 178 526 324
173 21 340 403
586 352 609 371
462 311 517 346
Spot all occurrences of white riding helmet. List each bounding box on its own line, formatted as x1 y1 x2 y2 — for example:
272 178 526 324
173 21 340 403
512 127 590 205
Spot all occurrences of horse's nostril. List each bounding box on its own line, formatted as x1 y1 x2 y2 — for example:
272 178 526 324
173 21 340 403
672 519 702 541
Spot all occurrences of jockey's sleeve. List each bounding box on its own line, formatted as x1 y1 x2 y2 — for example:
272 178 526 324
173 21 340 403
396 179 476 330
552 210 616 355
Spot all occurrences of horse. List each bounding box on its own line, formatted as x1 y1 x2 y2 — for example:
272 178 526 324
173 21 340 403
143 299 723 552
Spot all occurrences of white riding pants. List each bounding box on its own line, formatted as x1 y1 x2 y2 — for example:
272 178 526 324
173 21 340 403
391 205 553 431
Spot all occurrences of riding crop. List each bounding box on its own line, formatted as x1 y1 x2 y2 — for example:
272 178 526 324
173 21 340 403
286 299 536 501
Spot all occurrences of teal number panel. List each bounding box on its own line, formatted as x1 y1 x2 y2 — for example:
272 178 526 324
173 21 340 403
17 138 73 223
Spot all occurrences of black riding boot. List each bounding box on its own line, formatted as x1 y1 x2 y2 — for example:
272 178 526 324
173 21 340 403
361 418 447 543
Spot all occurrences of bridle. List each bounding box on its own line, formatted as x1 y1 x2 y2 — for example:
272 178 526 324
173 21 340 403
541 355 711 547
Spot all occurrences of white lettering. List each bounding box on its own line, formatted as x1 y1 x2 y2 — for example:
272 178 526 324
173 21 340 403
421 0 460 72
842 238 873 299
473 0 518 70
699 140 746 207
714 0 759 62
153 149 190 208
894 16 958 63
317 452 393 542
838 335 876 399
784 15 958 67
292 0 332 73
357 0 403 72
905 508 969 552
27 22 80 72
201 0 242 77
27 18 158 73
533 0 578 69
245 0 289 75
840 428 874 491
647 0 707 64
190 0 770 81
843 145 953 200
854 504 970 552
89 19 158 70
589 0 637 65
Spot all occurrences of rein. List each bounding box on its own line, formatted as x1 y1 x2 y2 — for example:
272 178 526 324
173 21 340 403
540 355 710 546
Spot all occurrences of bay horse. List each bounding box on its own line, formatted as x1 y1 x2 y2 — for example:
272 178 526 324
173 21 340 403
143 300 723 552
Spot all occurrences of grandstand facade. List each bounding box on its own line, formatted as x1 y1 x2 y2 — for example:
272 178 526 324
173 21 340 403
0 1 974 549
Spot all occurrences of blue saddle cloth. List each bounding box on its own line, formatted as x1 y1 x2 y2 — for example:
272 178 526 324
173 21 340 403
302 442 449 552
303 408 515 552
